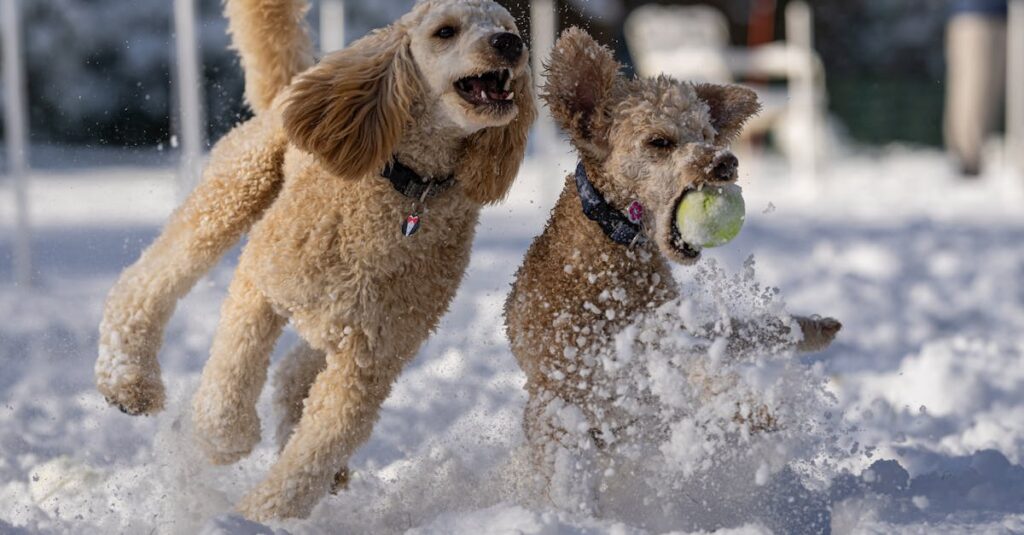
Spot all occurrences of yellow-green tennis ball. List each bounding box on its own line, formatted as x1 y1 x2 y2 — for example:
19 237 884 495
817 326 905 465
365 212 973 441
675 184 745 248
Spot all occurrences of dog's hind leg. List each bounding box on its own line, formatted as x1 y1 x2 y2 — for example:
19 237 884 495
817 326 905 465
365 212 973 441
271 342 352 493
96 113 286 416
192 270 286 465
523 385 602 515
237 329 402 521
272 341 325 451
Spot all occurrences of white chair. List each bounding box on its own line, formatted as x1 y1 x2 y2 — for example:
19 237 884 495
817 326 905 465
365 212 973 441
625 2 828 180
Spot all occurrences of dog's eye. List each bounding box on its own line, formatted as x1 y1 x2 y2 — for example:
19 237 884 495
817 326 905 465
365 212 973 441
435 26 458 39
647 137 676 149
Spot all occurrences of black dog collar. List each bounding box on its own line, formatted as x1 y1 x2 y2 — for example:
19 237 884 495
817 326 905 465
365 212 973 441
382 158 457 237
382 159 456 199
574 161 646 247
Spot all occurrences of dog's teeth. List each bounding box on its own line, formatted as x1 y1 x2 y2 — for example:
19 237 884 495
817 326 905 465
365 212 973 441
505 92 514 101
480 90 488 101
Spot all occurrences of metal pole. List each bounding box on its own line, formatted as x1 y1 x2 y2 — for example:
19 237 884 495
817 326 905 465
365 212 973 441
173 0 205 199
1007 0 1024 176
531 0 559 202
530 0 556 84
320 0 345 53
1 0 32 287
786 0 817 184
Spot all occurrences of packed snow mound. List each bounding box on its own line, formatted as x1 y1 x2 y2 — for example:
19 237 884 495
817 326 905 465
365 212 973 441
836 336 1024 473
828 450 1024 532
860 337 1024 418
411 503 772 535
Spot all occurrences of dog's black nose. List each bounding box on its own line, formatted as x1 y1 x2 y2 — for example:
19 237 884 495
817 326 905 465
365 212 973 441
712 153 739 182
490 32 523 62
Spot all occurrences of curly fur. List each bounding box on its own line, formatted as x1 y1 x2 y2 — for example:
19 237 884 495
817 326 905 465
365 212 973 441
541 27 620 156
693 82 763 143
97 0 535 521
283 28 423 179
225 0 313 113
505 28 840 512
457 103 537 203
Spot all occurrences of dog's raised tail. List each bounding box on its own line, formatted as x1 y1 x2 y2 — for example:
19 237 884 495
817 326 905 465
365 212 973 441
225 0 314 113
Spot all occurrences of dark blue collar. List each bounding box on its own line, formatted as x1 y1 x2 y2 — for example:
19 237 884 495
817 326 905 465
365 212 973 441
951 0 1007 16
574 162 646 247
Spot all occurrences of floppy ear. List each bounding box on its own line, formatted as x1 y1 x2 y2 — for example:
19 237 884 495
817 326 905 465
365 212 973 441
283 25 423 179
456 67 537 205
693 83 761 144
541 27 621 157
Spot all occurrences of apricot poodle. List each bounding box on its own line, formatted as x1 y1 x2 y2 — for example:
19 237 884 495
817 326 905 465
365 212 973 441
504 28 840 512
96 0 535 520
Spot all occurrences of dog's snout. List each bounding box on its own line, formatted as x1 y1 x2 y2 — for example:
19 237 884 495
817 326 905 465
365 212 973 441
490 32 524 62
712 153 739 182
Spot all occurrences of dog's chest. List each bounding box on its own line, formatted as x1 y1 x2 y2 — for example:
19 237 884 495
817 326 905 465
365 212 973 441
247 172 478 319
508 193 679 386
336 178 476 263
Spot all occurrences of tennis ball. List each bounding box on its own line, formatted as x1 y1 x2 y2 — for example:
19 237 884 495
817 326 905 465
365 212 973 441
675 184 745 248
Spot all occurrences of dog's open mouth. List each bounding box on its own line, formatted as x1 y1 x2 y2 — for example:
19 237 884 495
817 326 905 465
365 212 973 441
669 189 702 261
454 69 515 108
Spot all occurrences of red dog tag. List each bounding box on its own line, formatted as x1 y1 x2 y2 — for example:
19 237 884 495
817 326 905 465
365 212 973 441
402 214 421 236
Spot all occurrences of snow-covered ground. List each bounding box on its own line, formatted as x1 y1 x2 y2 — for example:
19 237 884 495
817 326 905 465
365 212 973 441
2 146 1024 534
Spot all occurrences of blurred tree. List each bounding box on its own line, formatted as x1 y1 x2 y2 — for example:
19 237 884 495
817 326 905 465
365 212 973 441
21 0 175 147
12 0 246 150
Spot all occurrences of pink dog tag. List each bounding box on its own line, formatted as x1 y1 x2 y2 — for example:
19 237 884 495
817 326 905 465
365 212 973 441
627 201 644 224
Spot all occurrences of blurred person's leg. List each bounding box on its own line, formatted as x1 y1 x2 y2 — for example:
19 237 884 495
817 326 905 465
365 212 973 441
944 5 1007 176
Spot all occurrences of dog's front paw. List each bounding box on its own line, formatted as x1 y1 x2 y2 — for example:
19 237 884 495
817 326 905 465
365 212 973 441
795 316 842 352
192 387 262 465
329 466 350 495
96 344 166 416
734 403 779 433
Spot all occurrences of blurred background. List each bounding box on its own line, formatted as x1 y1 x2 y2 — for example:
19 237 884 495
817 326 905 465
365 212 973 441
0 1 1017 150
2 0 1022 285
0 1 1017 157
